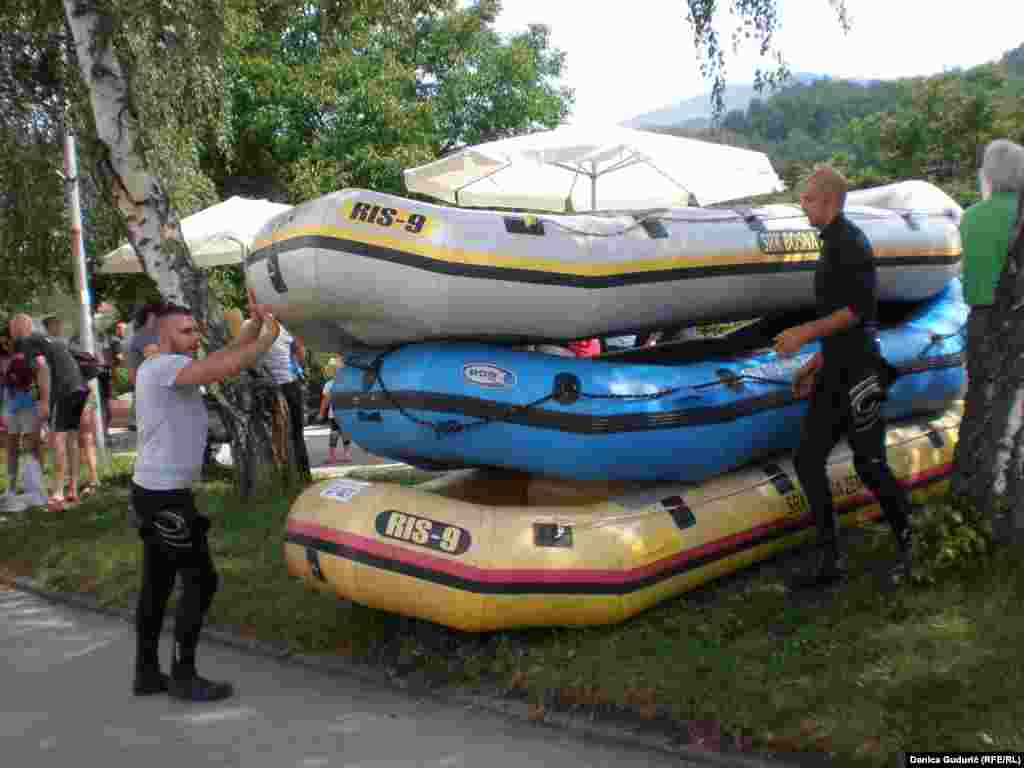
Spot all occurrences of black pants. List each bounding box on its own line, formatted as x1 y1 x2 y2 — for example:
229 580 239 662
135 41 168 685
793 368 911 557
281 380 311 481
132 483 218 676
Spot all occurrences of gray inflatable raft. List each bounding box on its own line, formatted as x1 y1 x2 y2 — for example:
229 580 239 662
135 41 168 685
246 182 962 352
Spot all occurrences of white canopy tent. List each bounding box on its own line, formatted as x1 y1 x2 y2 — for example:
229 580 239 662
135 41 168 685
99 196 292 274
404 124 785 212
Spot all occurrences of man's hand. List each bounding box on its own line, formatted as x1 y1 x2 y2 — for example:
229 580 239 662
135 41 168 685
773 324 811 358
791 353 823 399
247 287 279 344
247 287 270 325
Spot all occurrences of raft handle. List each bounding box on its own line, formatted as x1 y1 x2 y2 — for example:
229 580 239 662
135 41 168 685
552 373 582 405
504 217 546 236
534 523 574 548
266 246 289 293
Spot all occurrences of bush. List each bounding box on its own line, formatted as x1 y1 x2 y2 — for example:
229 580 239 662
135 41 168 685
909 493 995 585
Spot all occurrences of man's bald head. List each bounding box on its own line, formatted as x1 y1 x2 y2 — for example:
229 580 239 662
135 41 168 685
807 165 849 209
9 314 34 340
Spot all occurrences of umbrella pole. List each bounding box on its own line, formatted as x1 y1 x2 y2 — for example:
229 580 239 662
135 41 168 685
590 161 597 212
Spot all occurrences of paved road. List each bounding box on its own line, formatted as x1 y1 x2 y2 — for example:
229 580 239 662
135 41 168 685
0 586 705 768
107 425 399 473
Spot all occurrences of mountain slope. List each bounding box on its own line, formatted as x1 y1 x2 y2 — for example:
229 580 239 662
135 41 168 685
624 73 824 129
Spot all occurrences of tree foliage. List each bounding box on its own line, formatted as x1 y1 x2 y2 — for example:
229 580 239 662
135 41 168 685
683 0 850 118
0 2 76 309
207 0 572 203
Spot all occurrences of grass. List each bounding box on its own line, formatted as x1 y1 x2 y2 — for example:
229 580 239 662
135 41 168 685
1 460 1022 766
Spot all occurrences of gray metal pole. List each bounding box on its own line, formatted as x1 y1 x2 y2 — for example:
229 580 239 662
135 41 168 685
63 127 108 468
590 161 597 211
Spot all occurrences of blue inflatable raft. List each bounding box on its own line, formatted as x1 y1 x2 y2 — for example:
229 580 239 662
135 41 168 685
333 279 967 483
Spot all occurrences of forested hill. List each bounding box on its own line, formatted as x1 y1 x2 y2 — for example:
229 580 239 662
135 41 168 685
651 41 1024 207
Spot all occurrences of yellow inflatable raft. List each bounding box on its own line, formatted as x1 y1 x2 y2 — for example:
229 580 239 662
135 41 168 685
285 403 962 632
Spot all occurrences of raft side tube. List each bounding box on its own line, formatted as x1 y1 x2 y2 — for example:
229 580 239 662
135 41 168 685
285 403 961 632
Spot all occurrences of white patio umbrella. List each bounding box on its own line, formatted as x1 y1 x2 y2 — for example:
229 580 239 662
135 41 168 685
404 124 785 212
99 196 293 274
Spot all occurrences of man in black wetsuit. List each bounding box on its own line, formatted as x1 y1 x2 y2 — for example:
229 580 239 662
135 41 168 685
774 165 913 587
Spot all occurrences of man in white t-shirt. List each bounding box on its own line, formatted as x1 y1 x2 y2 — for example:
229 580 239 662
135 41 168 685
131 290 278 703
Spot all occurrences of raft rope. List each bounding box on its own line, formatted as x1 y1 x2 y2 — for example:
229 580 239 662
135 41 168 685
343 317 965 440
538 208 954 239
546 425 954 533
347 350 806 439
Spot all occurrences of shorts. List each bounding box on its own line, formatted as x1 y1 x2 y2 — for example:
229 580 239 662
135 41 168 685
51 389 89 433
7 407 39 435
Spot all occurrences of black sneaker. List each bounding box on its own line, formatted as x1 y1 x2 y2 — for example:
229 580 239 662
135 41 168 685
168 675 234 703
133 669 170 696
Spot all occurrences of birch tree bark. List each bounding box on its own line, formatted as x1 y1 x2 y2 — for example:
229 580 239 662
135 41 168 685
953 196 1024 542
976 199 1024 541
62 0 294 497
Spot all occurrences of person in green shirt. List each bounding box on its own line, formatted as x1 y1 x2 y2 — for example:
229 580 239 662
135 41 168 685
960 139 1024 381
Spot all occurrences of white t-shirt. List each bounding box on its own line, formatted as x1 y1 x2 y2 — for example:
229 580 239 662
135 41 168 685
261 326 295 385
132 354 209 491
322 380 334 420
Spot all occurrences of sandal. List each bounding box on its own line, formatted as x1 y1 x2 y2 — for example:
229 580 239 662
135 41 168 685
47 495 67 512
80 483 100 499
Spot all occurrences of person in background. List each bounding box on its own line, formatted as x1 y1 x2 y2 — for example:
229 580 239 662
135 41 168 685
127 304 161 387
260 322 311 482
9 314 89 511
42 314 64 340
318 357 353 464
43 315 102 498
959 139 1024 381
131 290 279 702
774 165 913 588
1 326 46 507
125 304 162 432
98 319 128 434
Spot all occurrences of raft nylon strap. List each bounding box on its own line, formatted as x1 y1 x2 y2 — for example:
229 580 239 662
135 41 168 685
343 322 962 437
347 350 560 438
550 425 951 534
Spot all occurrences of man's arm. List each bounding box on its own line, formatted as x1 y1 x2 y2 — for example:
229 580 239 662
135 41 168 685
774 307 859 357
799 307 859 344
35 359 51 418
174 318 280 388
230 316 263 347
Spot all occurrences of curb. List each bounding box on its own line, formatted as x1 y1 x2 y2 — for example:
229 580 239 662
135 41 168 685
0 572 796 768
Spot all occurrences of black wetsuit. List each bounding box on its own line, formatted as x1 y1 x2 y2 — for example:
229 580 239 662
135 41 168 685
793 213 911 563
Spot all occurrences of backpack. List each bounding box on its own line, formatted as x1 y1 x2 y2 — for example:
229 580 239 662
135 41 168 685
71 349 108 381
5 353 34 392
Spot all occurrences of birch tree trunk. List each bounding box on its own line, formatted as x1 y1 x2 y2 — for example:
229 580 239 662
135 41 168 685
953 198 1024 543
62 0 294 497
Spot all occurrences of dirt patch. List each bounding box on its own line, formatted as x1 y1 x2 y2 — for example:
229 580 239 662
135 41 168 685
0 559 36 580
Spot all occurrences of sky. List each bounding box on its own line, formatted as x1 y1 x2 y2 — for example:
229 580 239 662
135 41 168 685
489 0 1024 126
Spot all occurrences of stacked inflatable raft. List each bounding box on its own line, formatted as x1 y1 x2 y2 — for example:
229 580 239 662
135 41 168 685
258 181 967 629
286 403 961 632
